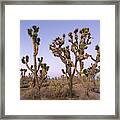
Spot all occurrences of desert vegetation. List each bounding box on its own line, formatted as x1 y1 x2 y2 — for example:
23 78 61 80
20 25 100 100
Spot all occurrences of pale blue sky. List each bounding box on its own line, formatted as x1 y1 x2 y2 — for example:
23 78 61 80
20 20 100 77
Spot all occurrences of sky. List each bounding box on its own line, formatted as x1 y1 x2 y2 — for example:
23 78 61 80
20 20 100 77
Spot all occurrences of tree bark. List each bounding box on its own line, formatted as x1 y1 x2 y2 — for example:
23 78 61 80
33 38 38 87
69 57 78 99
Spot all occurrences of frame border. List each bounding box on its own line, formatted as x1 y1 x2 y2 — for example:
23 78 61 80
0 0 119 119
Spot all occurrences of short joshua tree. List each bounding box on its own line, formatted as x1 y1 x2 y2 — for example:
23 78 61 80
50 27 100 98
20 68 24 78
21 25 49 89
20 68 27 77
23 69 27 77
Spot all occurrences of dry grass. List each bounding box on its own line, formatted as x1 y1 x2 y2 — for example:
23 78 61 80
20 77 100 100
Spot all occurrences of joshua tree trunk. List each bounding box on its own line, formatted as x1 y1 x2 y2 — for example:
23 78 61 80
69 76 72 99
33 39 38 87
69 58 78 99
33 54 38 86
23 71 25 77
66 64 72 99
80 60 82 78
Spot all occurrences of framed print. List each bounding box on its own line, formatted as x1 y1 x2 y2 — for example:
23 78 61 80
0 0 120 119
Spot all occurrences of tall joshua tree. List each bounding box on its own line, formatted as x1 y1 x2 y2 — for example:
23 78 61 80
50 34 74 98
49 28 93 98
21 25 49 88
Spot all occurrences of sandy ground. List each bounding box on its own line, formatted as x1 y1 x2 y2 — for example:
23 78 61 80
20 79 100 100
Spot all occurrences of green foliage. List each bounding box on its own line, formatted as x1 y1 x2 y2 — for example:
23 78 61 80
21 57 25 64
27 29 32 37
38 57 43 63
95 45 99 50
26 55 29 62
61 69 65 74
31 65 33 69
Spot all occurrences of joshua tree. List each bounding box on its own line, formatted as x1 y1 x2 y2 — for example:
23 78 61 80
21 25 49 88
23 69 27 77
20 68 24 78
38 62 49 89
20 68 27 77
90 45 100 64
83 45 100 97
50 28 93 98
83 45 100 80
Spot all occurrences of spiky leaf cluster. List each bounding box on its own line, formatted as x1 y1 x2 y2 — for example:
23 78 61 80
39 62 49 80
83 63 100 79
82 44 100 79
68 28 92 61
89 44 100 63
28 25 41 45
50 34 75 79
49 34 69 64
33 56 49 81
20 68 27 77
95 45 100 63
38 57 43 67
21 55 29 64
80 28 92 45
20 68 27 72
50 28 93 78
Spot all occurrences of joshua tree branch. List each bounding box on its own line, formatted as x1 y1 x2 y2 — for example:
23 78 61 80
71 57 78 79
74 66 81 76
90 55 96 62
65 74 69 80
60 54 67 64
25 62 34 73
37 63 41 72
